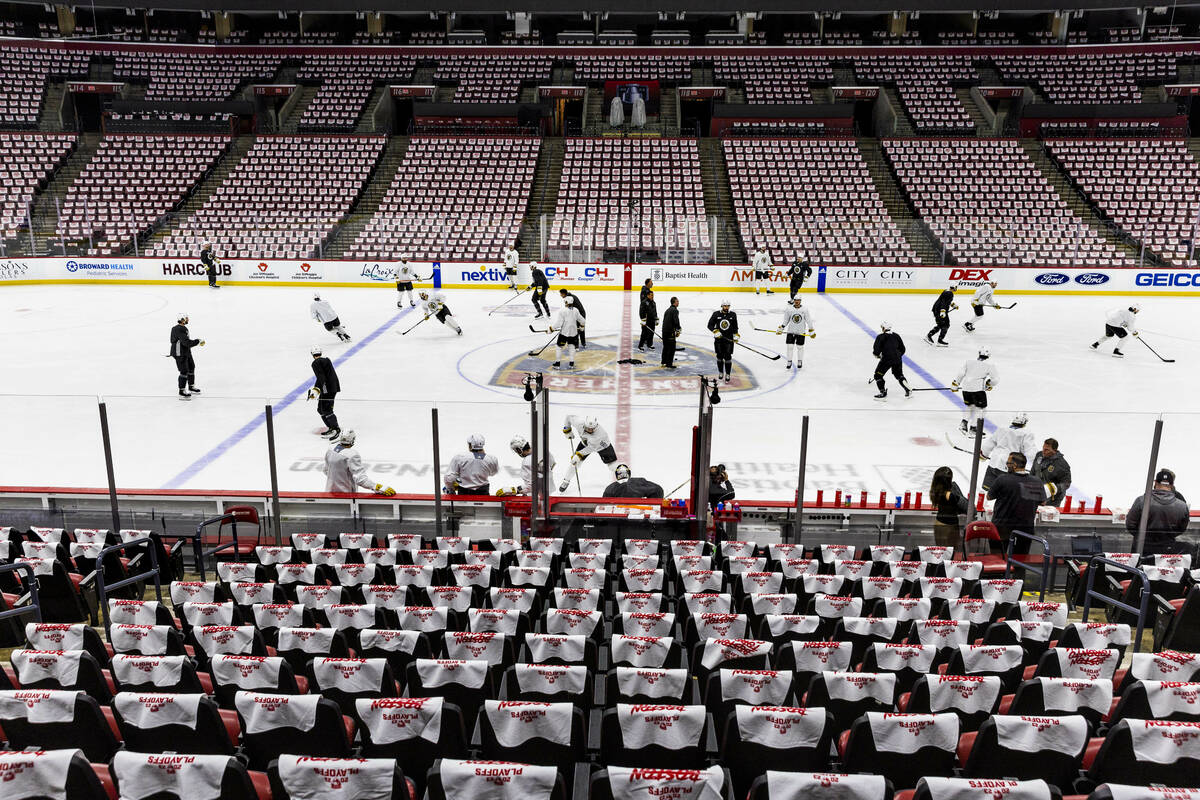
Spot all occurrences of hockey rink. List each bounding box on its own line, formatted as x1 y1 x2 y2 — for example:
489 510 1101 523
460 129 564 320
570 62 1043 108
1 282 1196 509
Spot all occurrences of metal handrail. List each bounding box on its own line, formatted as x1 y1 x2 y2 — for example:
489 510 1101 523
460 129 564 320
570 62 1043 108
1082 555 1152 654
0 562 42 625
193 512 246 581
95 537 162 635
1004 529 1052 601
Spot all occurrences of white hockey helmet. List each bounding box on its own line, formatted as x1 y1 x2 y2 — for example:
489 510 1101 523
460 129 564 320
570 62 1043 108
467 434 486 451
177 311 189 323
978 347 991 359
614 464 631 481
313 292 321 301
583 416 599 433
880 320 892 331
564 296 574 306
1129 304 1141 313
720 299 731 308
310 345 322 356
510 435 529 454
338 429 357 446
1011 412 1029 427
793 297 803 306
201 241 212 249
529 261 539 269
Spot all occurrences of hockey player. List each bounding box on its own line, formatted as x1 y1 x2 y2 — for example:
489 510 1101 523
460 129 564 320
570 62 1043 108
199 242 219 289
964 280 999 332
926 285 957 346
169 312 205 400
395 258 417 308
786 256 812 300
661 297 681 369
322 429 395 495
443 434 500 495
751 248 774 295
638 289 658 352
551 296 584 370
558 288 586 348
951 348 998 435
530 262 551 318
602 465 664 498
980 412 1038 492
872 321 911 400
498 435 558 495
707 300 739 383
778 297 815 370
310 293 351 342
1091 304 1140 358
559 415 619 491
419 290 462 335
501 245 520 291
307 346 341 440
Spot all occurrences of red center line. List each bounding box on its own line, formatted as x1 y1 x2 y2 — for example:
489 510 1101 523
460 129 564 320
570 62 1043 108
614 286 633 460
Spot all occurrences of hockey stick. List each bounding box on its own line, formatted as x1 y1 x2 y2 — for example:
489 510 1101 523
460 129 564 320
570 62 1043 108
399 315 430 336
529 324 552 334
489 287 530 316
733 338 782 360
666 478 691 497
752 325 816 338
528 331 560 357
910 386 955 392
997 303 1017 310
1137 335 1176 363
944 433 977 456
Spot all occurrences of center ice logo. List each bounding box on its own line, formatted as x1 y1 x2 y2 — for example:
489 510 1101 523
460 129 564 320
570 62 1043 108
488 336 758 395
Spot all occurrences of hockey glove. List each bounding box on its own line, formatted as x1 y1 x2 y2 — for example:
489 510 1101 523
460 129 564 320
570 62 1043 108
306 388 317 401
951 303 959 311
374 484 396 496
950 382 960 391
776 326 784 335
733 334 740 341
985 381 994 391
939 310 946 319
712 329 722 338
199 340 206 346
1132 331 1139 337
808 331 816 339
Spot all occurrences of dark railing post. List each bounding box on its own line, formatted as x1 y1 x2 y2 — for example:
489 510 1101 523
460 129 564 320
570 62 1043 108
97 400 121 534
1135 418 1164 555
792 414 809 545
265 404 283 546
432 408 443 538
540 388 551 531
965 423 985 524
1082 556 1152 653
529 398 539 539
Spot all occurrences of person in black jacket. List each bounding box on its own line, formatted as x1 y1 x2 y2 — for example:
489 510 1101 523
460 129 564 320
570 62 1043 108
708 464 735 509
308 346 342 440
529 262 550 318
930 466 968 548
926 285 957 347
872 321 911 400
638 289 658 352
786 257 813 300
603 464 664 498
640 278 654 304
707 300 739 383
558 288 586 348
1126 469 1193 556
199 242 219 289
661 297 681 369
169 312 204 400
987 451 1045 555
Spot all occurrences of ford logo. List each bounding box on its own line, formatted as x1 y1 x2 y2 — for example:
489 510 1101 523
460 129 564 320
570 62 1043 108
1074 273 1110 285
65 260 79 273
1034 273 1069 286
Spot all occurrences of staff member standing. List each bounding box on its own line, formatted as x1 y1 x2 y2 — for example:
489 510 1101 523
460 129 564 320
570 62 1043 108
199 242 220 289
707 299 738 383
443 435 500 495
661 296 681 369
529 262 551 319
559 288 586 349
307 346 341 440
170 312 204 400
638 289 658 352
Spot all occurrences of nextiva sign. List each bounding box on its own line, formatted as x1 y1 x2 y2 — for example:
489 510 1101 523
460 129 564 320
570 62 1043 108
1073 273 1110 286
1034 273 1070 286
1135 272 1200 287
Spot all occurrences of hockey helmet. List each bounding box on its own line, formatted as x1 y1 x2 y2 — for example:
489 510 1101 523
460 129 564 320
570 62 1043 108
311 345 322 356
564 296 574 306
510 435 529 454
338 430 357 446
177 312 189 323
468 434 486 451
1129 304 1141 313
313 292 321 301
583 416 599 433
978 347 990 359
720 299 731 308
614 464 632 481
880 320 892 331
793 297 803 306
1011 412 1029 427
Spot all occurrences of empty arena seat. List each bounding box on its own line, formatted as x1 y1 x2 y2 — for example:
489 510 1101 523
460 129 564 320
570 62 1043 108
9 649 113 703
591 766 733 800
235 691 353 770
112 691 237 754
429 759 566 800
746 771 892 800
0 748 110 800
606 666 692 704
601 703 710 768
960 714 1089 790
406 658 495 736
110 653 208 694
269 755 408 800
807 671 898 733
477 699 586 774
840 712 960 790
110 751 264 800
902 675 1002 731
0 690 121 761
1085 718 1200 787
719 705 833 797
356 696 467 795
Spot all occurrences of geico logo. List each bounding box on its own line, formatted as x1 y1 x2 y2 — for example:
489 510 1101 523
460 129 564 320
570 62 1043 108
1136 273 1199 287
948 269 994 281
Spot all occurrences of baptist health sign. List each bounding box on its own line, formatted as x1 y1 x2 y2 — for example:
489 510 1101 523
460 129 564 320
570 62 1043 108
1 258 1197 296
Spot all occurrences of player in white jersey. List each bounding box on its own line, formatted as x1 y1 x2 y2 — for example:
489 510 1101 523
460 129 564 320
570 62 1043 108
419 290 462 335
964 280 999 332
751 248 774 295
395 259 418 308
951 348 999 435
322 430 394 495
310 293 351 342
777 297 815 370
443 434 500 495
560 415 618 491
980 412 1038 491
497 435 558 495
1091 304 1140 358
501 245 520 290
551 296 585 370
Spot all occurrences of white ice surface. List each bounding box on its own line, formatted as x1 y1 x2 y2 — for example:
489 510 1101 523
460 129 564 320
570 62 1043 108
1 284 1195 506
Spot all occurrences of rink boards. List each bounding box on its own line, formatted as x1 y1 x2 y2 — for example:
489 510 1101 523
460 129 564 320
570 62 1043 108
1 257 1198 295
